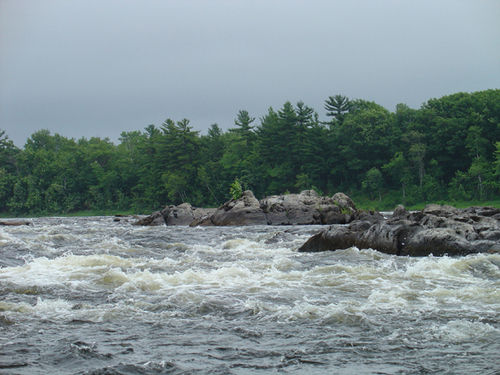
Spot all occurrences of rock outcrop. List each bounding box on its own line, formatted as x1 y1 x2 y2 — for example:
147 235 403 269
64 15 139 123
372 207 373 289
298 204 500 257
261 191 359 225
188 190 370 227
132 211 165 226
210 190 268 226
134 191 377 227
162 203 216 226
132 204 216 226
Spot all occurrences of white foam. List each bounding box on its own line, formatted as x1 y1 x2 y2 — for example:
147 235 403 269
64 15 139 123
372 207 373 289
436 319 500 343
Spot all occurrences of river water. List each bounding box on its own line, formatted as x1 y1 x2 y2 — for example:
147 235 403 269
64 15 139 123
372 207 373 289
1 216 500 374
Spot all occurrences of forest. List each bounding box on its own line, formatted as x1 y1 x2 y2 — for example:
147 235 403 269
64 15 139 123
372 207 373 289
0 89 499 216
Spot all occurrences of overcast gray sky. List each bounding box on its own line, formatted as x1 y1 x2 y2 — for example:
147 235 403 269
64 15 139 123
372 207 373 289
1 0 499 147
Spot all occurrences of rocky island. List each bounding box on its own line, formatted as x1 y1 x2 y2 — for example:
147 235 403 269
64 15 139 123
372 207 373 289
134 190 374 227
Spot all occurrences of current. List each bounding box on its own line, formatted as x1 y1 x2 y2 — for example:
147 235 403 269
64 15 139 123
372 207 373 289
1 216 500 374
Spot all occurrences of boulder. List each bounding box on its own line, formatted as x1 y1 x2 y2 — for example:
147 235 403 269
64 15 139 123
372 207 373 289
331 192 357 214
210 190 268 226
261 190 323 225
299 204 500 257
162 203 215 226
132 211 165 226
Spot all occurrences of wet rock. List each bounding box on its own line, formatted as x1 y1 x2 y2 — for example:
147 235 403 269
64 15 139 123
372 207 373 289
299 204 500 257
132 211 165 226
189 214 216 227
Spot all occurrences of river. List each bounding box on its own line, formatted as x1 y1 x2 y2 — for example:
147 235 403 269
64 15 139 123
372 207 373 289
1 216 500 374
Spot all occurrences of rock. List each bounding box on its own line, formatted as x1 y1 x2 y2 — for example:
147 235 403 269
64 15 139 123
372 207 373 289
488 243 500 254
210 190 268 226
261 190 323 225
189 214 215 227
132 211 165 226
393 205 408 217
422 204 459 217
463 206 500 217
0 221 30 226
206 190 373 226
162 203 215 226
318 205 350 224
331 192 357 214
299 203 500 257
399 228 473 257
114 215 131 222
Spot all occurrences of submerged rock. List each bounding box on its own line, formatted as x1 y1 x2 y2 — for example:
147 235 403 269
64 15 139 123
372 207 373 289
298 204 500 257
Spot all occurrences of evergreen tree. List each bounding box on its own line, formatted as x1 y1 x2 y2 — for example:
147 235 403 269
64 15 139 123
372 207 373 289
324 95 351 126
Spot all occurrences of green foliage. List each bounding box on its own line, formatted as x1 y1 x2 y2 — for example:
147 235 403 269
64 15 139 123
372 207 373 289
324 95 351 126
362 167 384 201
229 178 243 200
1 89 500 216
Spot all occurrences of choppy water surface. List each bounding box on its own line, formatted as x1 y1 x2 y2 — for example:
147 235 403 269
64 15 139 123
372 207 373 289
1 217 500 374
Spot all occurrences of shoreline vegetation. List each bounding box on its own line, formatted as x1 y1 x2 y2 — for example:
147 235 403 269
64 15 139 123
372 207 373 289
2 199 500 220
1 89 499 218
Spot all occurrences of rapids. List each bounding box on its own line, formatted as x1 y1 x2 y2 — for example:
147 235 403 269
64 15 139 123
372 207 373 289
1 216 500 374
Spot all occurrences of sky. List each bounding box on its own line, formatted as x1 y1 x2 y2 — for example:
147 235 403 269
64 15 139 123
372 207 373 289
1 0 499 148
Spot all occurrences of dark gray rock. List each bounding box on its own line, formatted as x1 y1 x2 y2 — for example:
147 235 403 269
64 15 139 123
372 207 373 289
399 228 473 257
132 211 165 226
299 204 500 257
393 205 408 217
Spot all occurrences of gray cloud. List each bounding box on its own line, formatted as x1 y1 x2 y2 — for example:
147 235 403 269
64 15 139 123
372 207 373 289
1 0 499 147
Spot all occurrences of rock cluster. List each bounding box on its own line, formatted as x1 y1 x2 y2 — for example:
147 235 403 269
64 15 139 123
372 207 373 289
132 204 216 226
134 190 373 227
191 190 376 226
298 204 500 256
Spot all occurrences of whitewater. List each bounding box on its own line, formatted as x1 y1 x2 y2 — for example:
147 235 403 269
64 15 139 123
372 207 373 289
1 216 500 374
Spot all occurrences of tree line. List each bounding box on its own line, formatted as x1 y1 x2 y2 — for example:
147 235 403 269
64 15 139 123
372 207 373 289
1 89 499 215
